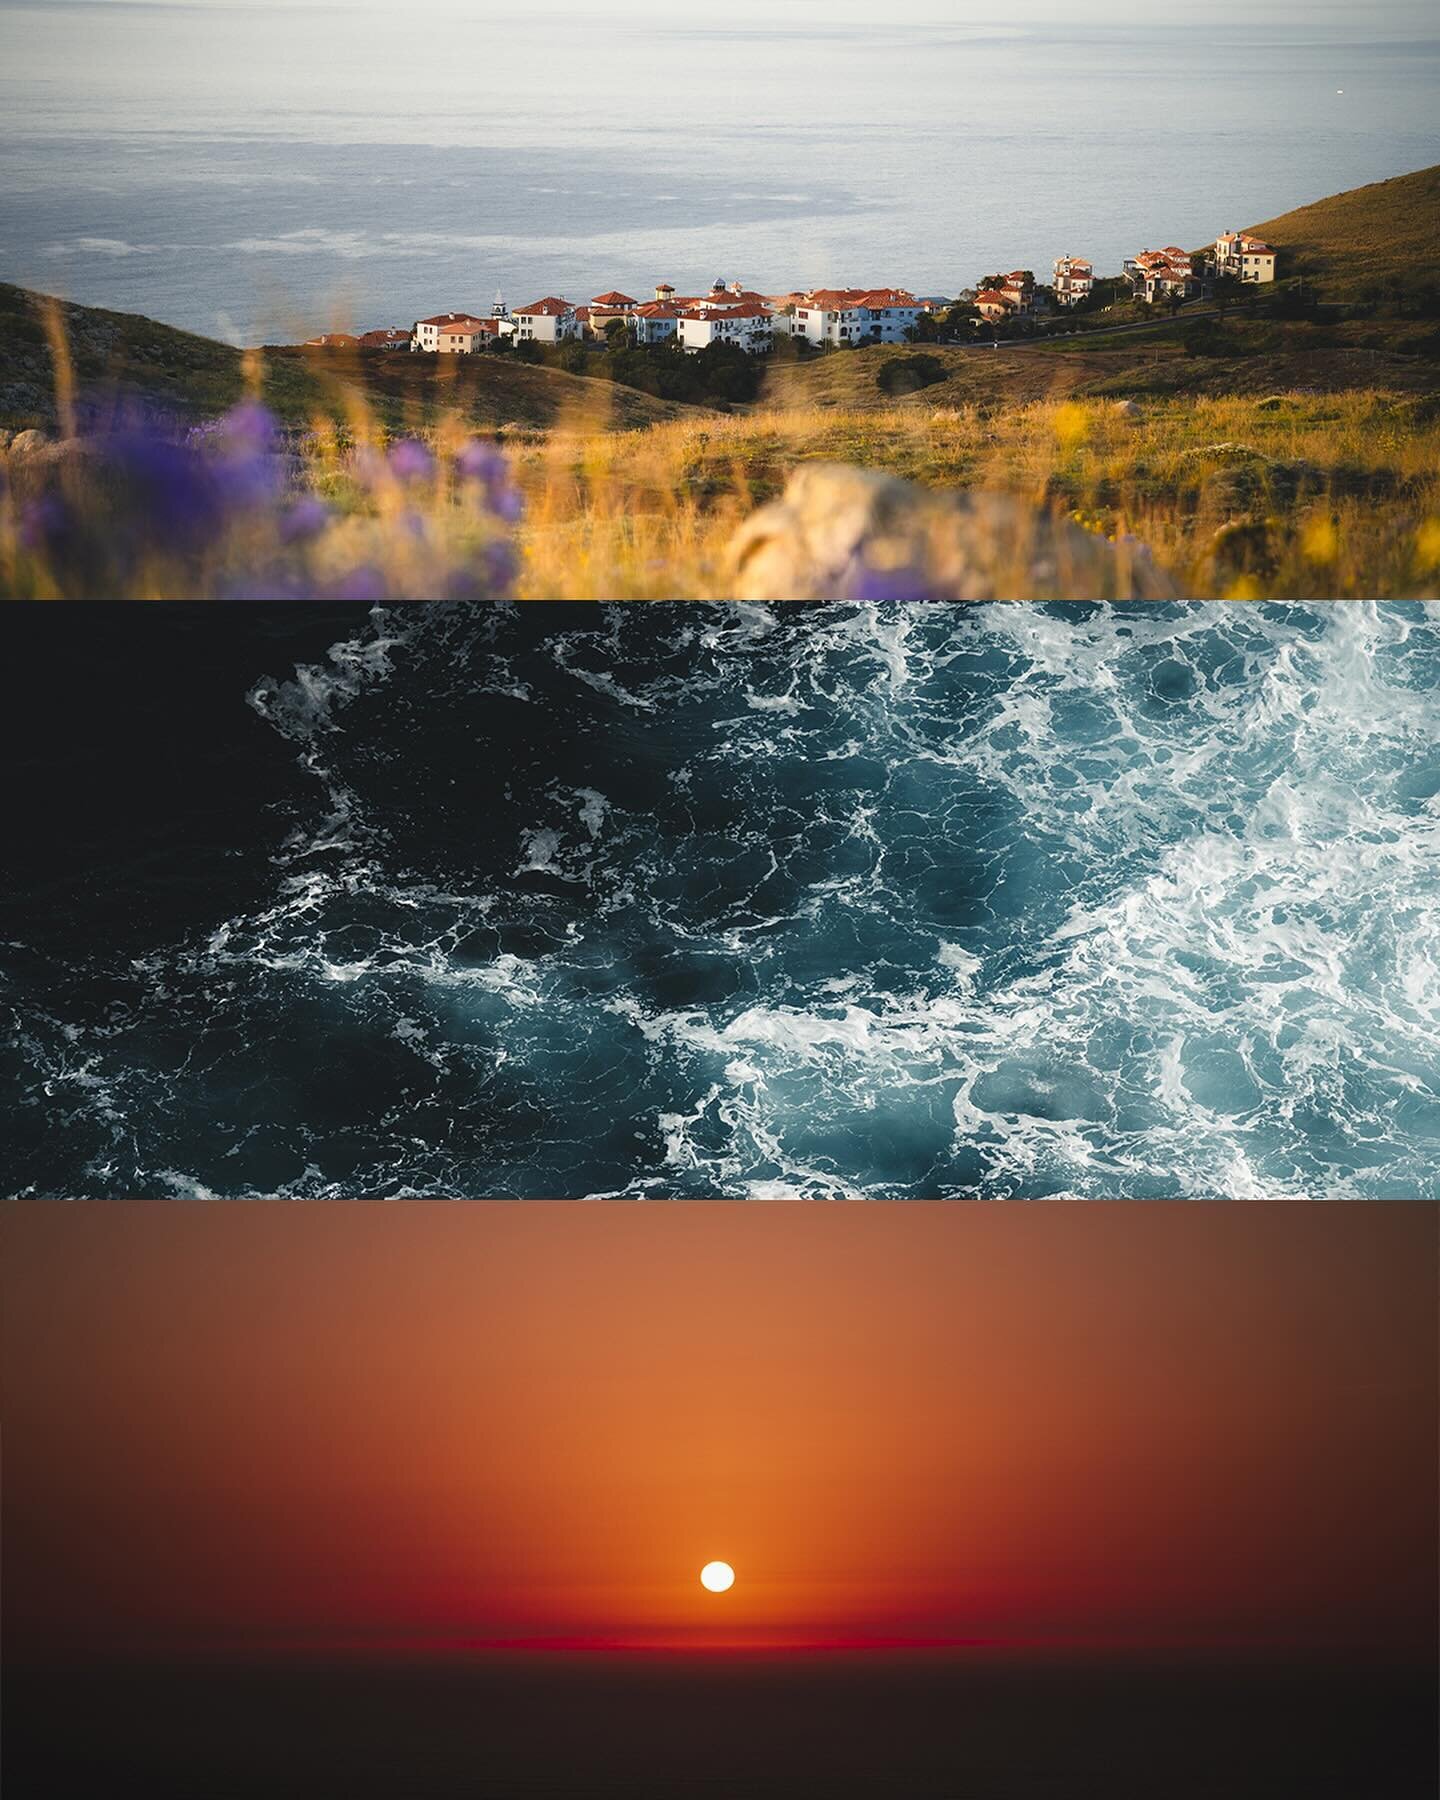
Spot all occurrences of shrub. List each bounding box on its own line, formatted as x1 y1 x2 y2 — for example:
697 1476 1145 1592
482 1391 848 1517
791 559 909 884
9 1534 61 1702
875 354 947 396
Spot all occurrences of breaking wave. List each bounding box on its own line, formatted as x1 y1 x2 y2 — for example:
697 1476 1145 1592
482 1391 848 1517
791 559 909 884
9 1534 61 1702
8 601 1440 1198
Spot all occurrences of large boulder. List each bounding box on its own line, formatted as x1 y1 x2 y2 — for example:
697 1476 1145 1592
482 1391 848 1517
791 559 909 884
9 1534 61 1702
6 428 49 457
725 463 1178 600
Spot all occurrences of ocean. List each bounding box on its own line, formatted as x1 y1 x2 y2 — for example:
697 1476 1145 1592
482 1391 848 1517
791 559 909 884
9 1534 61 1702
1 2 1438 342
5 1653 1437 1798
5 600 1439 1200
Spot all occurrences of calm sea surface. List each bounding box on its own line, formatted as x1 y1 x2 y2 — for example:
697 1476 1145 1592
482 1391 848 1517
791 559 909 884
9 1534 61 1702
2 3 1438 342
7 1655 1437 1798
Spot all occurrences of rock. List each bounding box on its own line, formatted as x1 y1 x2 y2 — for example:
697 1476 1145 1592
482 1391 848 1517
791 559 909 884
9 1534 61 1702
725 463 1179 601
1112 400 1142 419
7 428 49 456
1198 455 1321 524
1177 441 1264 466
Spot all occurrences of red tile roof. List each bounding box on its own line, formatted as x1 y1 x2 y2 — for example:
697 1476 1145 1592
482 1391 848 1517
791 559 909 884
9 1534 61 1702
678 302 772 321
591 290 636 306
800 286 917 310
514 297 573 316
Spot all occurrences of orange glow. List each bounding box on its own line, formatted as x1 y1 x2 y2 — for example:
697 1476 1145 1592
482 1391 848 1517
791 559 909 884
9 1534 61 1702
0 1203 1434 1663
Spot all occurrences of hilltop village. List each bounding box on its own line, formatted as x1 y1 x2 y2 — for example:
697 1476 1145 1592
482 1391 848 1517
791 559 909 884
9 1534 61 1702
306 232 1278 356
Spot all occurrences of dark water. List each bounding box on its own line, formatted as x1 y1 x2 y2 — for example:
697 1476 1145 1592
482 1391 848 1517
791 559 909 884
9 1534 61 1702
5 1654 1436 1799
5 601 1440 1199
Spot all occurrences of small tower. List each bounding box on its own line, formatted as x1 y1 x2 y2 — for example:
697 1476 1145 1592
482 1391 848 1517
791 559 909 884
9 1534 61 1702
655 281 675 302
492 288 508 319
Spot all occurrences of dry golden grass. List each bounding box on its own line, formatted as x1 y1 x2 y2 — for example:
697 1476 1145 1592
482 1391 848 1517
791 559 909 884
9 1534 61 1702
506 392 1440 600
4 320 1437 599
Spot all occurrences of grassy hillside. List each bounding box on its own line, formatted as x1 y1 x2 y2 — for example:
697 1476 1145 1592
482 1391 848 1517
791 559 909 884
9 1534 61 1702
0 284 704 437
757 323 1440 416
1244 164 1440 300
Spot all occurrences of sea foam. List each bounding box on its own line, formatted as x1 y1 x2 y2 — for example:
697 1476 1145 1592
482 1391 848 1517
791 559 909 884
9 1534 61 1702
6 602 1438 1198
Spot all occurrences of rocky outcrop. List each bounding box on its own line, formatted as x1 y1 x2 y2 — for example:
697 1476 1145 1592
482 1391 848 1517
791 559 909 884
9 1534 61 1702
725 463 1179 601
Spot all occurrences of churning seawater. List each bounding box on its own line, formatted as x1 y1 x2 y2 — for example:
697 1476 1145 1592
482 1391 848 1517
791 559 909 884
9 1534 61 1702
7 601 1440 1199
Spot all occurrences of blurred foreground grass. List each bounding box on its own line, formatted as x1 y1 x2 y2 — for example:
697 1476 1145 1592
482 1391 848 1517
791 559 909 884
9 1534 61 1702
503 390 1440 599
3 292 1438 599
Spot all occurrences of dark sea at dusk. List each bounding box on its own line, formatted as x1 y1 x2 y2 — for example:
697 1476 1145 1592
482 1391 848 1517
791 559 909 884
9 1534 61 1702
3 4 1439 341
5 601 1439 1200
4 1653 1435 1798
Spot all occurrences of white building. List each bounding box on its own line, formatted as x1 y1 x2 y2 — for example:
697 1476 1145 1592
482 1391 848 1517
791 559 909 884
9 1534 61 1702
586 290 639 339
630 300 681 345
1214 232 1277 283
412 312 486 353
1052 256 1094 307
789 288 921 346
437 318 502 353
973 288 1015 323
676 301 776 354
1124 247 1197 302
511 297 580 343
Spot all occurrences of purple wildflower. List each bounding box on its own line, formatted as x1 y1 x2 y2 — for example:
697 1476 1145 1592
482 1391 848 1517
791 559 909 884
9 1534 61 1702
18 493 69 553
456 438 507 487
326 564 389 601
277 497 332 544
211 402 283 508
488 485 524 524
442 567 490 601
101 431 227 552
844 560 935 602
482 540 519 596
218 400 280 456
388 439 435 482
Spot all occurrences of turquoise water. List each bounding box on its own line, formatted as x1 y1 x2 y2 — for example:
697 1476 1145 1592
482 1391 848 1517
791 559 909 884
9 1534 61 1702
7 601 1439 1198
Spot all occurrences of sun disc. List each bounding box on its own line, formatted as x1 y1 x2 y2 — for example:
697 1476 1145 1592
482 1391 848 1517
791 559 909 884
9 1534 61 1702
700 1560 735 1593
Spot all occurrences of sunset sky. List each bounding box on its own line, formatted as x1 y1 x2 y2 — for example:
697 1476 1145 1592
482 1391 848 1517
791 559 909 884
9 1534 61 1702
3 1204 1435 1663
